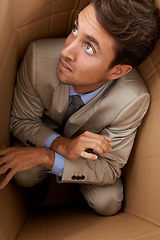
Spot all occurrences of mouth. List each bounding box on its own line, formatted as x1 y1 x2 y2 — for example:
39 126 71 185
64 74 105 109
59 58 72 72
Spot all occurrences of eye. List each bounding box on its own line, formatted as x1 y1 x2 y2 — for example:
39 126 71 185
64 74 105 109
84 43 95 55
72 26 78 37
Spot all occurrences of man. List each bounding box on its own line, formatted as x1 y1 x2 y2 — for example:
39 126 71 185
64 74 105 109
0 0 159 215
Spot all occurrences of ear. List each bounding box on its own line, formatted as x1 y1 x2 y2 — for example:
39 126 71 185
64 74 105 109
107 64 132 81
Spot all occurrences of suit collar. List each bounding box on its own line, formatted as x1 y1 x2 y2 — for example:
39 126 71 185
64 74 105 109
64 79 118 137
69 84 106 105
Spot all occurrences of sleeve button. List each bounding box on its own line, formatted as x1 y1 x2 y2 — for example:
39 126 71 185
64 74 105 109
71 175 77 180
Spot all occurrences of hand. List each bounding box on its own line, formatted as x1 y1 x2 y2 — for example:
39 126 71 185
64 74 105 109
51 131 112 161
0 146 55 189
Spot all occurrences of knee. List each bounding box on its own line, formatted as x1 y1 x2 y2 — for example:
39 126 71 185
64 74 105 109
14 166 48 188
91 192 123 216
81 179 123 216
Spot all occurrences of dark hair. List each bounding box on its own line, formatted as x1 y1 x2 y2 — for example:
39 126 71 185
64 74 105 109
92 0 160 68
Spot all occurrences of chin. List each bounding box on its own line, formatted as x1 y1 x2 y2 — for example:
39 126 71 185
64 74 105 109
56 69 64 82
56 71 68 85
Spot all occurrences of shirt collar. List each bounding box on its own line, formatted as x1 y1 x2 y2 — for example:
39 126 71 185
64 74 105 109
69 84 106 105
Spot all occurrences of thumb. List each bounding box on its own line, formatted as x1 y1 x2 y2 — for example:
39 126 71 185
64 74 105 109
105 137 112 142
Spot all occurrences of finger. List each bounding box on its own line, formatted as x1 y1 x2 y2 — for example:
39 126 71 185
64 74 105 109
79 135 112 148
0 168 16 189
94 139 112 154
104 137 112 142
0 147 14 156
84 131 112 142
0 147 24 156
0 153 13 166
82 132 112 150
0 148 24 166
0 163 10 175
89 142 110 156
81 151 97 160
82 139 112 156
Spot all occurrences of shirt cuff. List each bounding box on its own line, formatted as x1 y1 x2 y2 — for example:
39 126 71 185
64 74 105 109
52 152 64 176
44 133 60 148
44 134 64 177
47 152 64 177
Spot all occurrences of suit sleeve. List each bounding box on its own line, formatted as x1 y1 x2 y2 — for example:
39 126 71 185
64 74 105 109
10 41 58 147
60 93 150 185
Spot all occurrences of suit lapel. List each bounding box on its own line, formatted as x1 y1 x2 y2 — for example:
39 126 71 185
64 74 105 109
64 79 117 137
48 84 69 125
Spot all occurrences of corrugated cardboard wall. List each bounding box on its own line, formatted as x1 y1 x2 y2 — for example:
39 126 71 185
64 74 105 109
0 0 89 147
123 0 160 222
0 0 160 233
123 0 160 220
0 1 89 240
123 37 160 225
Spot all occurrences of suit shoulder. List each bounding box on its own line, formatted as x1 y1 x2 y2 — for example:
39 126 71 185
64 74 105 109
34 38 65 59
24 38 65 63
24 38 65 89
119 68 149 97
107 68 149 104
101 68 150 120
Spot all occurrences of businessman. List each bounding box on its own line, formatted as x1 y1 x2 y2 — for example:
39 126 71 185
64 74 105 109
0 0 159 215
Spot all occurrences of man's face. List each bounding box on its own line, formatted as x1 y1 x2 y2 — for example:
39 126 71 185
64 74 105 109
57 3 116 93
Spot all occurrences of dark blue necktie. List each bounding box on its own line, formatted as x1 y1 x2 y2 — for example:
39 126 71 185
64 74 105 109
62 95 84 128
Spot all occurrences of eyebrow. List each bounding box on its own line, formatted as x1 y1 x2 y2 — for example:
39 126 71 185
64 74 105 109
75 17 78 26
75 16 101 51
85 35 100 50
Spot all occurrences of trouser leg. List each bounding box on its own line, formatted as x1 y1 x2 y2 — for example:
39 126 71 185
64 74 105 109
80 178 123 216
13 165 49 188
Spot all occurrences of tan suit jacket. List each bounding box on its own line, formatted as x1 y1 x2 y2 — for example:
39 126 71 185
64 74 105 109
10 38 150 185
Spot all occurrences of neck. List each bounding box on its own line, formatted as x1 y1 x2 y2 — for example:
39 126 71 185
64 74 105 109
72 83 106 94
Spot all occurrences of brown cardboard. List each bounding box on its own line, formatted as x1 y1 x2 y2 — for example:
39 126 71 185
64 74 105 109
16 207 160 240
123 36 160 225
0 0 89 147
0 0 160 239
0 175 30 240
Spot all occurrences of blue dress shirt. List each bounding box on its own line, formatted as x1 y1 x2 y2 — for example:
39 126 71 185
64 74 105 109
44 84 106 176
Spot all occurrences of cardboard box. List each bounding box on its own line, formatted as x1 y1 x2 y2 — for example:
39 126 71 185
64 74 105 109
0 0 160 239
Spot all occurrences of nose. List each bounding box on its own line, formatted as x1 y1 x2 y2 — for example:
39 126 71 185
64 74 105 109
61 38 78 62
